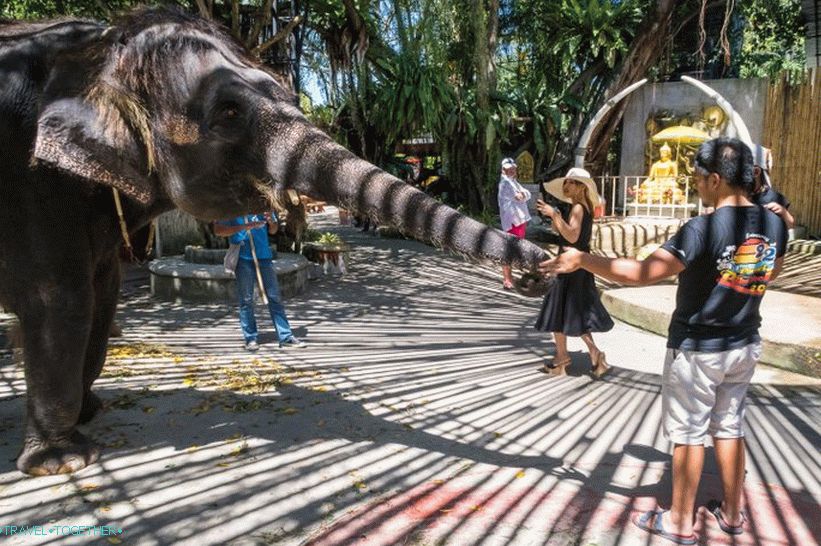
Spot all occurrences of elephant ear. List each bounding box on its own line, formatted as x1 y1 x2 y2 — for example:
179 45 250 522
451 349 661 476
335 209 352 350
33 93 156 205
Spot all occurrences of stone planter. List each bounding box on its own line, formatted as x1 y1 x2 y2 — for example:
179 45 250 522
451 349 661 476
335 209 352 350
149 245 309 303
302 242 351 276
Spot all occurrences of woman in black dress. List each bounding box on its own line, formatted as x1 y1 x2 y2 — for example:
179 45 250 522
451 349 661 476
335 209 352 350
535 168 614 377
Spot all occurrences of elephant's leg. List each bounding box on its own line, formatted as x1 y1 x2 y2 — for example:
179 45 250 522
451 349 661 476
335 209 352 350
78 257 121 425
16 288 99 476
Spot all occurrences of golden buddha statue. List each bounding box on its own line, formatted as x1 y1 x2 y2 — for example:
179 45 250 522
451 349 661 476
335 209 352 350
638 143 685 204
516 151 534 183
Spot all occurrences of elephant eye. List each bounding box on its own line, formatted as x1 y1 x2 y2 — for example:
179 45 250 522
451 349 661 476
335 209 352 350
212 102 242 125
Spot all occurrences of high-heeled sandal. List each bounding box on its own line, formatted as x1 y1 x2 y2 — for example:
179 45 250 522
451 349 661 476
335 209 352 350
591 351 610 379
542 355 571 376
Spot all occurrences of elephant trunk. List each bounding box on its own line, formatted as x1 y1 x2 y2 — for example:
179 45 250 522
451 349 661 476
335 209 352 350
266 118 548 269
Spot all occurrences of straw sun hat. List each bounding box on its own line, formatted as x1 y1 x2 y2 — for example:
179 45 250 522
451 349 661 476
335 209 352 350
542 167 601 207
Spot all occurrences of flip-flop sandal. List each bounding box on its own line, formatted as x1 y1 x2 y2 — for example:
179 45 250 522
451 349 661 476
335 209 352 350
706 499 745 535
633 509 698 545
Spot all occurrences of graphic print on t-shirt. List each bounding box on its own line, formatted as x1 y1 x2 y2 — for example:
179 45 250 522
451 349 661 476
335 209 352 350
715 233 778 296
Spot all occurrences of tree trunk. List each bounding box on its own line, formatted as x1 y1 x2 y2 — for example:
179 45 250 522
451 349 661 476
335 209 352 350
468 0 500 213
541 60 610 180
584 0 677 174
155 211 207 255
446 137 480 212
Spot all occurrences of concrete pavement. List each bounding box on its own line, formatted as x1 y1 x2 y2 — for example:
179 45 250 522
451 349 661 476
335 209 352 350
601 285 821 377
0 209 818 545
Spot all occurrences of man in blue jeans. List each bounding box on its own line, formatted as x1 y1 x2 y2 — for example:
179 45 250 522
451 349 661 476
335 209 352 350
214 212 305 352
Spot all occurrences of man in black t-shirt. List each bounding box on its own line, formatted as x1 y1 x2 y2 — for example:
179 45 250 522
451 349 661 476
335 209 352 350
541 138 787 544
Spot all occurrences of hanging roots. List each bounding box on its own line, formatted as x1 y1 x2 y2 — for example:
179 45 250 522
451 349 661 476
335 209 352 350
720 0 736 68
698 0 708 73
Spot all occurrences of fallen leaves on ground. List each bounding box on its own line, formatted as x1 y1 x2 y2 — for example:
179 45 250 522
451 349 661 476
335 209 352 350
105 436 129 449
103 343 180 379
349 471 368 493
213 438 250 467
188 392 273 415
108 393 140 410
228 442 248 457
107 343 177 360
101 347 345 418
183 360 284 394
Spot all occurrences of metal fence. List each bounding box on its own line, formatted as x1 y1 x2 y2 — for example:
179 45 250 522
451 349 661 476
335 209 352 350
594 175 703 219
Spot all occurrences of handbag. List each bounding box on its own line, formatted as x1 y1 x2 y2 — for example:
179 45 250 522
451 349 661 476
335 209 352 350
223 215 251 274
223 243 241 274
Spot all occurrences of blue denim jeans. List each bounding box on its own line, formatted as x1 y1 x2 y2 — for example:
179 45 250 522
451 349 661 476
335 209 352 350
235 258 293 343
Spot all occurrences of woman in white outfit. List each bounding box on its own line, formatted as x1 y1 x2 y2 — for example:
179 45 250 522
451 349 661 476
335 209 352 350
497 157 531 289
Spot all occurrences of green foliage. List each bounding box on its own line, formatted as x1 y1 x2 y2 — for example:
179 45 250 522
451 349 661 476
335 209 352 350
306 0 371 35
316 232 344 245
0 0 171 20
513 0 645 72
737 0 805 81
304 229 347 246
0 0 150 19
371 52 455 144
298 92 313 113
301 95 339 134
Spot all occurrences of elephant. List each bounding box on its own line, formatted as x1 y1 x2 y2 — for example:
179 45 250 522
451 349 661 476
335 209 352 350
0 7 548 476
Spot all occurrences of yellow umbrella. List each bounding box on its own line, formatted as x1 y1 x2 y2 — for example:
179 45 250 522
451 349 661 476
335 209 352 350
651 125 711 145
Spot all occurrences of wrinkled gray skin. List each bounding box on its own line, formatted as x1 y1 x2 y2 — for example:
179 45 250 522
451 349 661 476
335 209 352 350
0 8 548 476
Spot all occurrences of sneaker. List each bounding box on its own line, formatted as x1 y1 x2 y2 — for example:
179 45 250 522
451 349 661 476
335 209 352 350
280 336 306 349
245 340 259 352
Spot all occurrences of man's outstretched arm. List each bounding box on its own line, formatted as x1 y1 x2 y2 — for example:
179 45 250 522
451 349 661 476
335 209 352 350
539 247 685 286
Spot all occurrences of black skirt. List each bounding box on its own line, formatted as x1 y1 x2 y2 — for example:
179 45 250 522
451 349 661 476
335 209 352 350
535 269 614 336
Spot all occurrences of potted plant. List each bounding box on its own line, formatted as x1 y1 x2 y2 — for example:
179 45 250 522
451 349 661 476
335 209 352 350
302 231 351 275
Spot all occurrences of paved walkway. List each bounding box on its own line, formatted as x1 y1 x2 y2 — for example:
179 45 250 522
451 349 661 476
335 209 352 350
602 286 821 377
0 210 818 545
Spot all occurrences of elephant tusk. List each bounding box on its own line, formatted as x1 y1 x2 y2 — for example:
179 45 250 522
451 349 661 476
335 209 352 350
575 79 648 168
286 188 300 206
680 76 754 148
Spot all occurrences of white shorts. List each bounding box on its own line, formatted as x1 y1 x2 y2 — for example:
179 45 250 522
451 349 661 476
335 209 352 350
662 341 761 445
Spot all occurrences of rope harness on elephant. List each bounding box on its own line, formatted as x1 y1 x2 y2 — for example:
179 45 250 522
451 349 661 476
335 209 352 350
112 187 155 264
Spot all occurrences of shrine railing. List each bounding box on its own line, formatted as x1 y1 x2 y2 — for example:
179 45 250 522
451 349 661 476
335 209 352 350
594 175 704 219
